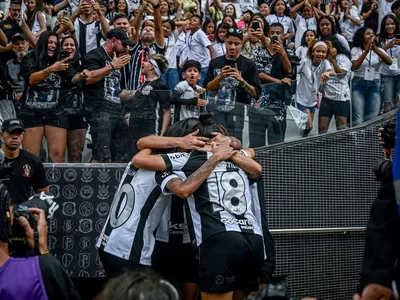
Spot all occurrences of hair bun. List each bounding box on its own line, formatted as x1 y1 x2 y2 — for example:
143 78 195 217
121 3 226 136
199 112 214 126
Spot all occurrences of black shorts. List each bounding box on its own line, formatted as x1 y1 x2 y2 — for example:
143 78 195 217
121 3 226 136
152 241 199 284
319 98 350 119
199 232 264 294
68 114 88 130
98 249 151 278
20 110 69 129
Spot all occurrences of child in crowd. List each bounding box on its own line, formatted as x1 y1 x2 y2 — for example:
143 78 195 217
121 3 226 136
296 29 317 61
296 41 334 136
170 59 207 123
26 0 46 37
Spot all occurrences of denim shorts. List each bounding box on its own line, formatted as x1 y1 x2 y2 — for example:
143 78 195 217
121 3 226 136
296 103 316 113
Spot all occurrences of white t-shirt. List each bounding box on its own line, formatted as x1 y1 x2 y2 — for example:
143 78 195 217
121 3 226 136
31 12 45 35
165 35 177 69
213 42 226 58
323 54 352 101
338 7 361 41
296 58 332 106
351 47 385 79
294 14 317 49
381 38 400 76
335 33 351 51
186 29 212 68
295 46 308 61
266 14 295 34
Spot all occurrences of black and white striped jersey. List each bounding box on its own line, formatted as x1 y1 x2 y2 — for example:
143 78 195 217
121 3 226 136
96 163 169 266
155 196 191 244
160 151 263 246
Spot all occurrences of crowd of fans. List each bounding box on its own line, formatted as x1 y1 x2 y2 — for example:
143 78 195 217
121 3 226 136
0 0 399 162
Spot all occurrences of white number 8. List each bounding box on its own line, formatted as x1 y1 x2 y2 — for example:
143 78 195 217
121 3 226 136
220 171 247 216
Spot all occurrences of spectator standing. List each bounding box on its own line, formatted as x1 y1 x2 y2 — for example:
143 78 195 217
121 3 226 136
361 0 379 34
336 0 361 47
184 14 215 86
70 0 111 58
240 20 266 60
379 15 400 113
82 29 132 163
161 19 179 90
251 22 292 146
290 0 318 49
351 27 392 126
25 0 47 37
318 35 352 133
4 33 30 118
20 31 71 162
0 1 23 64
266 0 295 42
317 16 350 51
204 28 261 142
0 118 49 204
121 54 171 155
212 24 228 58
295 29 317 61
296 41 333 136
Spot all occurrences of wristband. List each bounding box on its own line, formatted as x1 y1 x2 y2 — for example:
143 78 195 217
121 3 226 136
69 29 76 34
111 63 116 70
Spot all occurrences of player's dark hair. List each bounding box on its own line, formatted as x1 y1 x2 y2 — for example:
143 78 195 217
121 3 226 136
183 60 201 72
0 183 12 243
194 112 219 138
95 271 179 300
163 117 199 138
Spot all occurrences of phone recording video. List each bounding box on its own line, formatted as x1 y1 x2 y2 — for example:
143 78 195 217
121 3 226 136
272 35 281 44
251 21 260 30
226 58 236 68
60 50 71 61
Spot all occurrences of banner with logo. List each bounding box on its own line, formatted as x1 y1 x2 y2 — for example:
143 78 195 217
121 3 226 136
45 164 125 277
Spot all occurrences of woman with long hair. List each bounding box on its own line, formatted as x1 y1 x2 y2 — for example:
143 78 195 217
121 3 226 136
318 35 352 133
26 0 46 37
212 24 228 57
351 27 392 125
20 31 70 162
202 19 216 42
378 15 400 112
161 19 180 89
60 36 91 163
266 0 295 42
116 0 129 17
335 0 362 47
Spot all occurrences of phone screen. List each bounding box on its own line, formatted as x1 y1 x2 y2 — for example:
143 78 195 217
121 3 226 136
251 21 260 30
226 59 236 68
60 50 70 61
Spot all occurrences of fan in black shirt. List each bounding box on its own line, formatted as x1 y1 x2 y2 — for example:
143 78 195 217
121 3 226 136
0 118 49 204
204 28 261 142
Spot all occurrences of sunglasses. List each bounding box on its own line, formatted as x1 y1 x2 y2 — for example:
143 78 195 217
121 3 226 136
228 28 243 35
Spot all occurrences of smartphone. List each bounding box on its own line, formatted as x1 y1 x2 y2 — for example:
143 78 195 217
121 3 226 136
226 58 236 68
60 50 71 61
251 21 260 30
272 35 281 43
62 10 71 19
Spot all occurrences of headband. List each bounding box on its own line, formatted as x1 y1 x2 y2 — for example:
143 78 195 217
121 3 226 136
313 41 328 50
149 58 162 76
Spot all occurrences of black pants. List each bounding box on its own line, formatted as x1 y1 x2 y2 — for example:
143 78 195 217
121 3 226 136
129 118 159 156
98 249 151 279
248 106 287 148
210 104 245 142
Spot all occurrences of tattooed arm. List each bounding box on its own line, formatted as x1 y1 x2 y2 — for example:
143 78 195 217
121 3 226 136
166 143 235 199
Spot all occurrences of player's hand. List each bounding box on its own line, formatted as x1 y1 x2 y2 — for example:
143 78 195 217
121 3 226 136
178 129 209 150
112 52 131 69
211 142 235 161
353 284 393 300
17 208 48 254
210 132 231 145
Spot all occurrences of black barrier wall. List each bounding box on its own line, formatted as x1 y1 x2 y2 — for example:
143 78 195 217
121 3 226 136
43 109 397 298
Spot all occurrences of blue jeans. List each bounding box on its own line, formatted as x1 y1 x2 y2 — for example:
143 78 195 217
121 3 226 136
161 68 180 90
351 77 381 126
381 74 400 106
198 67 208 87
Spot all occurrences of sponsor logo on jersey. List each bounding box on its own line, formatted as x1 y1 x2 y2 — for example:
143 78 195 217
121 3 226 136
221 218 254 230
169 153 187 160
168 221 188 235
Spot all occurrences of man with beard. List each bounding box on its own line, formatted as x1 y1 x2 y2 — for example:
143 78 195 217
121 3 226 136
4 33 29 118
0 1 23 63
82 29 132 163
0 118 49 204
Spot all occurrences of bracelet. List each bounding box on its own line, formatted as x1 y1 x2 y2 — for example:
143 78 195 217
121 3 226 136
240 81 247 88
45 68 51 76
69 29 76 34
110 63 116 70
41 250 50 255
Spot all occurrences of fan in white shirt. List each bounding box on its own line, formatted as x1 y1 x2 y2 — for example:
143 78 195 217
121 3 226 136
295 29 317 61
290 0 319 49
266 0 295 41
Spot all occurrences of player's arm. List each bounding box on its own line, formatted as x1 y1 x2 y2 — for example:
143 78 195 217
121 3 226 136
136 129 209 150
132 149 168 171
230 151 262 179
165 143 235 199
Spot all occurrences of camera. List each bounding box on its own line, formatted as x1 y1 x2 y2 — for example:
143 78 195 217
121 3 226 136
11 192 59 256
374 159 393 183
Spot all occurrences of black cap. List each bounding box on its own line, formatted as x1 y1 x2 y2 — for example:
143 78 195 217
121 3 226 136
107 29 135 46
11 33 27 43
1 118 25 133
